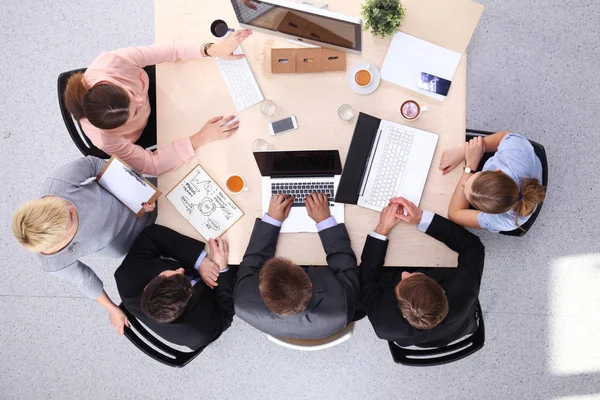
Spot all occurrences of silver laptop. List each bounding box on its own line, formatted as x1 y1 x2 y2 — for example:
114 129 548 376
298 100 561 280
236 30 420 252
254 150 344 233
357 120 438 212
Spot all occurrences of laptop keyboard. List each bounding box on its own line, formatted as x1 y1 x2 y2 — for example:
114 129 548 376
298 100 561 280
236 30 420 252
271 181 335 207
369 127 415 208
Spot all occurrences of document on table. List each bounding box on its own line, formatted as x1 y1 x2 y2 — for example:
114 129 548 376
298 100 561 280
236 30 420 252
380 32 462 101
166 165 244 240
96 156 161 217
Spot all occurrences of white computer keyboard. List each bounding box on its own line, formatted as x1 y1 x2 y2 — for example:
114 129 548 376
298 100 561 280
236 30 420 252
215 46 264 111
368 127 415 209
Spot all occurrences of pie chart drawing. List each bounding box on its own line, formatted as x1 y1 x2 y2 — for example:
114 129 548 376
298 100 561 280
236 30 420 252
199 198 217 216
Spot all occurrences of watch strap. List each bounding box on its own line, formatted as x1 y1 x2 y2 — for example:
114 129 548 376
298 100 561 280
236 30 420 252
203 42 214 57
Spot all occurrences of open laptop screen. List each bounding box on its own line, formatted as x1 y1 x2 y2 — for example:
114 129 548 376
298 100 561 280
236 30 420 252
254 150 342 177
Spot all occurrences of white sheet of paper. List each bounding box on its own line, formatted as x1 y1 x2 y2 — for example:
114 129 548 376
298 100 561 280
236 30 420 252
97 158 157 214
380 32 462 101
166 166 244 240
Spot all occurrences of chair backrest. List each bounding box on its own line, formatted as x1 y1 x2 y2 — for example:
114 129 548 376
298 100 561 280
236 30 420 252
57 68 110 159
465 129 548 237
388 301 485 366
119 303 203 368
267 322 355 351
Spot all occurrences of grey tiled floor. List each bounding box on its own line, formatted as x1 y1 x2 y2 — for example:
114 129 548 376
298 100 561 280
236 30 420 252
1 1 599 399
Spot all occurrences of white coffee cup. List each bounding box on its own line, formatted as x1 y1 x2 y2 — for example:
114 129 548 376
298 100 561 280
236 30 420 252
225 175 248 194
400 100 430 121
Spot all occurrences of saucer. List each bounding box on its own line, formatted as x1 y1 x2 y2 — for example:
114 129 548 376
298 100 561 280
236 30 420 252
348 62 381 95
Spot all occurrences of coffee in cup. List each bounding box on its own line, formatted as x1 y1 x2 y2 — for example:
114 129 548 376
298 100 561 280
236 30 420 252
400 100 424 120
354 69 372 87
226 175 246 194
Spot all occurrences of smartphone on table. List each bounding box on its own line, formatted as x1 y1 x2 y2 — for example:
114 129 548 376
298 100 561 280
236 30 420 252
417 72 452 96
269 116 298 136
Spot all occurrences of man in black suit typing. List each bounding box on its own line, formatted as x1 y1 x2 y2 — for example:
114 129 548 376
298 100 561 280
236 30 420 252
114 225 235 350
360 197 485 347
234 193 360 339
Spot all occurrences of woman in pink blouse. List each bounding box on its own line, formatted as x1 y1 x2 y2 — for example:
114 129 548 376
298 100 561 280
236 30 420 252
64 30 252 176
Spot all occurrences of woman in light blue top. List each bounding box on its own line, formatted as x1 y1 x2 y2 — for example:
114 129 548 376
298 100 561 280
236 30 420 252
439 131 546 233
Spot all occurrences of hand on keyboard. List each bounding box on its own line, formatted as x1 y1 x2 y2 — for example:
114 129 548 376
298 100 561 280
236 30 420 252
305 193 331 224
267 194 294 222
207 29 252 60
190 115 239 149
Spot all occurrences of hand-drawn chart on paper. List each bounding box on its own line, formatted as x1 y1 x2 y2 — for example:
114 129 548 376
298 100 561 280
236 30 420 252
166 165 244 239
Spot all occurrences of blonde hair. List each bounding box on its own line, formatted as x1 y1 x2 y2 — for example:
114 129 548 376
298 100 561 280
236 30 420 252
469 171 546 225
12 198 70 252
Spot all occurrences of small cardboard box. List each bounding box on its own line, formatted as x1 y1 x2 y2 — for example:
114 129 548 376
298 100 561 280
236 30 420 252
295 48 323 73
321 49 346 72
271 48 346 74
271 48 296 74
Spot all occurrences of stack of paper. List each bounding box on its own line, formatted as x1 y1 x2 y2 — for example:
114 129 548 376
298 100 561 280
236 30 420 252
379 0 484 101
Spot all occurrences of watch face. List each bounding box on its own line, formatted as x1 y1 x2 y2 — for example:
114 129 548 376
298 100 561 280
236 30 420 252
465 167 472 174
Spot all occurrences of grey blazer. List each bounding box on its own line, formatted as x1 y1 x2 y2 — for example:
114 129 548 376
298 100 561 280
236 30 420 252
234 219 360 339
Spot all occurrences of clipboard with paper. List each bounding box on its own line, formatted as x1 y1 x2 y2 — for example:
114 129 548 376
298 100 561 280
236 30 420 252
95 156 161 217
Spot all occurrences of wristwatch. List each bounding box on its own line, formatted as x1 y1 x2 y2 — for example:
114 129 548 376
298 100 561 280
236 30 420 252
464 166 475 174
203 42 214 57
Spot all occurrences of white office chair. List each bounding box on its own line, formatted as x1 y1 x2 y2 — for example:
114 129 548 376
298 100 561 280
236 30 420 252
266 323 355 351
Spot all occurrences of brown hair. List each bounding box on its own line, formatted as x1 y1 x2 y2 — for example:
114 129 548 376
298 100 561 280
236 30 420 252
12 198 70 253
64 72 130 129
395 274 448 330
141 274 193 323
469 171 546 218
259 258 312 316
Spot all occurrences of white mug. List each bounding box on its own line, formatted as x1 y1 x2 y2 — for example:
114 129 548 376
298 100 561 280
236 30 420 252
400 100 430 121
225 175 248 194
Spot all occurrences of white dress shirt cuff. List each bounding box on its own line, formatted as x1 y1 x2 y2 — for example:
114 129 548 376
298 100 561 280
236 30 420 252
194 250 208 271
416 210 435 233
369 231 388 241
262 213 282 227
316 216 337 232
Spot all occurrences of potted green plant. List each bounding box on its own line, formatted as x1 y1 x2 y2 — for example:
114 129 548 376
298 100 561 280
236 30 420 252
361 0 406 38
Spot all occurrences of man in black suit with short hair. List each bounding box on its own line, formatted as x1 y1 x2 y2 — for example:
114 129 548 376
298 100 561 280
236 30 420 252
360 197 485 347
114 225 235 350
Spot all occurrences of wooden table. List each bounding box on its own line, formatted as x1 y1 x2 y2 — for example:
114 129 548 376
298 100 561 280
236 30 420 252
155 0 465 267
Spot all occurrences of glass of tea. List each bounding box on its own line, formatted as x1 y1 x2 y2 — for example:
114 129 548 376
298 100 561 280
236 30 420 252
225 175 247 194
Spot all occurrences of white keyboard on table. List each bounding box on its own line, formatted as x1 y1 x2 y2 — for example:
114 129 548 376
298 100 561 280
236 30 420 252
215 46 264 111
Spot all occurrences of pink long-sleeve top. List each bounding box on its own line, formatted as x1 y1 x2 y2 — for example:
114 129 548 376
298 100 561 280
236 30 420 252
82 42 203 176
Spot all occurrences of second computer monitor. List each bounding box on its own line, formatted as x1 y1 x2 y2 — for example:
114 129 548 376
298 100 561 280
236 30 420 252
230 0 363 54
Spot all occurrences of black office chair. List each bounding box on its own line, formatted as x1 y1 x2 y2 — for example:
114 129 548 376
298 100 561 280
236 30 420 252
119 303 203 368
388 300 485 367
466 129 548 237
57 65 157 158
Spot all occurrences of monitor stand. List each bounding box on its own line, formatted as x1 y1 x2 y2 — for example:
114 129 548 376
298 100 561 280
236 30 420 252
285 0 329 47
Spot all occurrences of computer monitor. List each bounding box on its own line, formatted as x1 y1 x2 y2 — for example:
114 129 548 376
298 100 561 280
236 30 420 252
230 0 363 54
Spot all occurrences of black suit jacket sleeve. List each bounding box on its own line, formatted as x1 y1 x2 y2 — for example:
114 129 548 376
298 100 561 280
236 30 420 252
235 219 280 298
425 214 485 290
213 267 235 331
359 235 389 337
115 225 206 297
319 223 360 324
